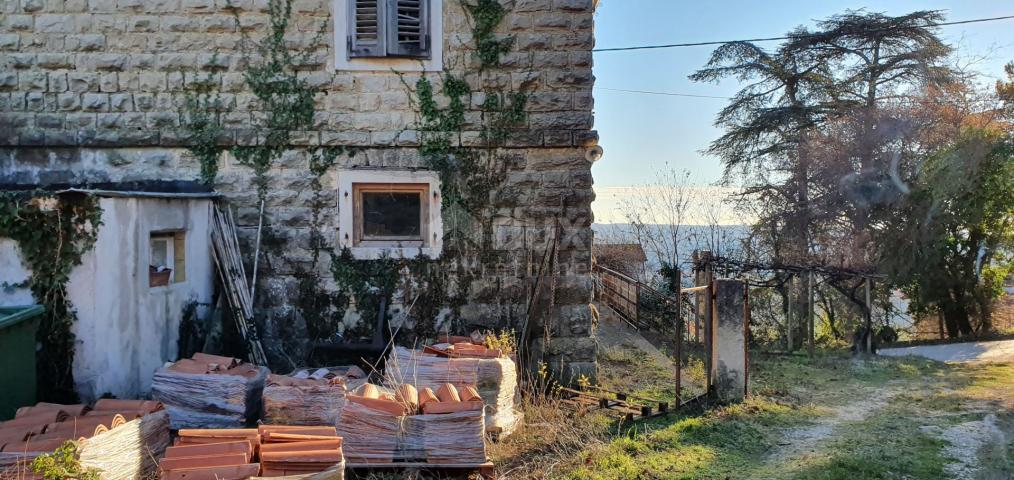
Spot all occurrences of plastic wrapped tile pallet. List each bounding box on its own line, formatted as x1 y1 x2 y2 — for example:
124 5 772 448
385 347 521 436
336 401 486 465
261 373 349 426
78 410 171 480
152 353 269 429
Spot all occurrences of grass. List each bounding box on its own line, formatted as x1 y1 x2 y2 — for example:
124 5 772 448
597 344 679 402
489 345 1014 479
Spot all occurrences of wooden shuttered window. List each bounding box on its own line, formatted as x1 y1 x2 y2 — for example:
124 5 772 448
349 0 430 59
349 0 386 57
386 0 429 57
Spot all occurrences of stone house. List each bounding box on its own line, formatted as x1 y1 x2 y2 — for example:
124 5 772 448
0 0 599 386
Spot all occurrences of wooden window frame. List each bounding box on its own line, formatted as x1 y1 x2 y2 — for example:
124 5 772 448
337 169 442 259
352 183 430 248
149 230 186 287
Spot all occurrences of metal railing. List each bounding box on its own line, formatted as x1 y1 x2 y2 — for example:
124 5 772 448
594 264 711 406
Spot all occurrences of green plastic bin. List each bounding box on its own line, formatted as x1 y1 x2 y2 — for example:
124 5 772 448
0 305 43 420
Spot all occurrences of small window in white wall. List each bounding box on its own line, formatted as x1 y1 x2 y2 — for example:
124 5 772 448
335 0 443 71
149 231 186 287
338 170 442 259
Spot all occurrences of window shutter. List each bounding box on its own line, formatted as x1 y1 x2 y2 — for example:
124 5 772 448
173 232 186 283
386 0 430 58
348 0 386 58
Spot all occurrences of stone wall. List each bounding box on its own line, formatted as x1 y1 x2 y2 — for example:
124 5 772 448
0 0 598 380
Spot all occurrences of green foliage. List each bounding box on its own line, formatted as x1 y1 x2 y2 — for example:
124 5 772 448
177 0 339 202
174 0 527 345
464 0 513 70
31 441 99 480
0 192 102 402
228 0 326 202
178 72 225 185
322 0 527 338
885 128 1014 335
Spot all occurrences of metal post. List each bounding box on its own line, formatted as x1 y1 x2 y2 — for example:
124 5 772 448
674 269 682 407
808 269 815 356
634 283 641 330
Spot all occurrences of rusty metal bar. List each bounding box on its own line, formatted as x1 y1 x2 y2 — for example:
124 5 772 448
675 269 682 407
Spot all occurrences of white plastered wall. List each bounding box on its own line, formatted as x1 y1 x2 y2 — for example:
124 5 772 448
0 197 215 401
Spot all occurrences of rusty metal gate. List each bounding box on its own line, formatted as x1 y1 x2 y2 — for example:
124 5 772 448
594 264 712 407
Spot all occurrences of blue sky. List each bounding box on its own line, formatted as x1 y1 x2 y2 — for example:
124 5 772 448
589 0 1014 191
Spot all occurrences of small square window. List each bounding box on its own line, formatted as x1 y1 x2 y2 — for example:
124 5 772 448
356 185 427 245
338 170 442 259
149 231 186 287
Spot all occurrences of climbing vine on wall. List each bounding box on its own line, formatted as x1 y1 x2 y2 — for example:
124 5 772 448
178 0 344 202
177 0 530 352
0 192 103 403
177 0 362 364
324 0 530 340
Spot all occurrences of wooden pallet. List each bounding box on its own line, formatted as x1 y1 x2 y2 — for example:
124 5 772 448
559 387 672 422
345 461 495 479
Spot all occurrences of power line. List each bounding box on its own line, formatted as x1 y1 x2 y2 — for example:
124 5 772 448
597 86 1004 107
593 14 1014 53
597 87 729 99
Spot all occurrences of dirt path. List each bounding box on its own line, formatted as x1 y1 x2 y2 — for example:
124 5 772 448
766 383 901 464
880 339 1014 363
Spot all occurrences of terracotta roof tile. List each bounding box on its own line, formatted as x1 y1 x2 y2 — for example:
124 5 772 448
162 463 260 480
158 452 249 472
164 441 253 462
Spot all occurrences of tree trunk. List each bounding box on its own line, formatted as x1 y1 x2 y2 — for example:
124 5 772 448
941 300 975 338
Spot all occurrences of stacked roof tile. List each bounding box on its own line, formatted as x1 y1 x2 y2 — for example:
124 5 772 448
152 353 269 429
0 400 163 453
162 426 344 479
386 345 522 435
338 382 487 464
0 400 166 480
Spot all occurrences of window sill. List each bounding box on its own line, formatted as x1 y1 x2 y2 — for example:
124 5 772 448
344 246 441 260
335 56 442 72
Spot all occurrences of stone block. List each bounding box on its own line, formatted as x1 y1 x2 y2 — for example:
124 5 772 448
81 93 109 111
0 34 19 51
95 53 128 71
6 54 35 69
4 15 33 31
67 72 99 91
0 73 16 90
19 72 48 91
57 93 80 110
36 14 74 33
109 93 133 111
66 34 105 51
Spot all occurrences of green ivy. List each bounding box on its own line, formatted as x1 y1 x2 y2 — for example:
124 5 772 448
178 76 224 185
31 441 99 480
0 192 103 403
340 0 529 336
178 0 336 202
465 0 513 70
176 0 530 348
